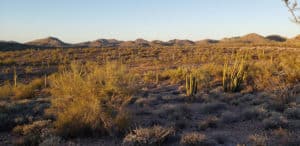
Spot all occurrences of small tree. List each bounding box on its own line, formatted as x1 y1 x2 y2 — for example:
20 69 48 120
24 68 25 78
283 0 300 23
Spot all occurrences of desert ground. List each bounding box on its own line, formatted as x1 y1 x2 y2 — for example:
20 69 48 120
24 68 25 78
0 34 299 146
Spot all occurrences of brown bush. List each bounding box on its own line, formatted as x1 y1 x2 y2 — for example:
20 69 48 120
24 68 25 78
180 132 216 146
123 126 175 146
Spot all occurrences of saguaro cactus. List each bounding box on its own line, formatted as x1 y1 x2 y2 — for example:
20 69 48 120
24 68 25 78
186 74 198 96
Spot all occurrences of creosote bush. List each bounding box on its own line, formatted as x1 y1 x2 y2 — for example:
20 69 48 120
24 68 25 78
47 61 138 137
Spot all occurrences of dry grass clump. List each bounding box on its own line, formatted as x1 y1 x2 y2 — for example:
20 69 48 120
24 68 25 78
12 120 51 146
13 120 51 135
279 53 300 84
248 134 268 146
0 78 43 100
180 132 215 146
143 71 158 83
13 78 43 100
47 61 138 137
123 126 175 146
0 81 13 99
162 67 188 84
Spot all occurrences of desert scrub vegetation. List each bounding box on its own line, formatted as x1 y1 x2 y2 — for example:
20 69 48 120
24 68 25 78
46 61 139 137
185 74 198 97
161 67 188 84
180 132 216 146
222 55 247 92
12 120 51 146
0 45 299 145
0 81 13 99
123 126 175 145
0 78 43 100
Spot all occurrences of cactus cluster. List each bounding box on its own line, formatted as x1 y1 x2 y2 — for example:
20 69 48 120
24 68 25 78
223 57 246 92
186 74 198 96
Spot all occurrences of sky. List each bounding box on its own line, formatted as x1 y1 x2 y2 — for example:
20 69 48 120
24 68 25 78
0 0 299 43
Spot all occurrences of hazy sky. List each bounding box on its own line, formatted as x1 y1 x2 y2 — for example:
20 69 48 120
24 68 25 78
0 0 299 43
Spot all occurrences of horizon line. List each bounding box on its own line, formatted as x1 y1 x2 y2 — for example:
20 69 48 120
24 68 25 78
1 33 299 44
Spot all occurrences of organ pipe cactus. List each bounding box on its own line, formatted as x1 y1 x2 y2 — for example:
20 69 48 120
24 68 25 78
186 74 198 96
223 57 246 92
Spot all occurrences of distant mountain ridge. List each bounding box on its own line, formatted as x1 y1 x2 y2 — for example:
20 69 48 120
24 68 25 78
25 37 70 48
1 33 299 50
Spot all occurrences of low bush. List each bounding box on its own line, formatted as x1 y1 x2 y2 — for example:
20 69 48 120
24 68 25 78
47 61 138 137
180 132 216 146
0 78 44 100
0 82 13 99
161 67 188 84
12 120 51 146
123 126 175 146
